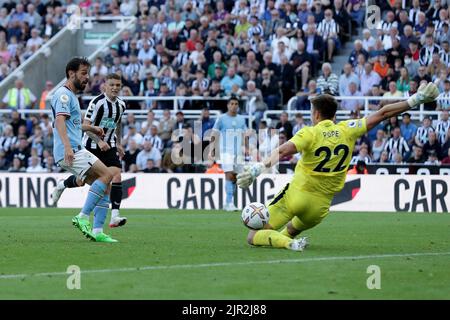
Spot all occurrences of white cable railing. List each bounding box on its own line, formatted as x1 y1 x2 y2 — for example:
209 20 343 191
1 96 444 125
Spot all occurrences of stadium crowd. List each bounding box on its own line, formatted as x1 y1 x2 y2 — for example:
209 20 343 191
1 0 450 173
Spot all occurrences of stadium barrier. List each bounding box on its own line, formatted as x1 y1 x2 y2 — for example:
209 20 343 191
1 173 448 213
2 96 443 128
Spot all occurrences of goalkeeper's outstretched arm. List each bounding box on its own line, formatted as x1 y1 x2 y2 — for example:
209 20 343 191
366 82 439 131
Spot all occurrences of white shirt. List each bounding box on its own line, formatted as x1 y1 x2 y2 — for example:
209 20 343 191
136 148 162 170
26 165 46 173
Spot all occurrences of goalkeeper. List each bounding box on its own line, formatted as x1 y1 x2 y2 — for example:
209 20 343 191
237 83 439 251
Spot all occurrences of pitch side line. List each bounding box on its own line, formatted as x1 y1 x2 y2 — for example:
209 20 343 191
1 251 450 280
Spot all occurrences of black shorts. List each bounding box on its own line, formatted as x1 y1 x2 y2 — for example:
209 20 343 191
86 146 122 169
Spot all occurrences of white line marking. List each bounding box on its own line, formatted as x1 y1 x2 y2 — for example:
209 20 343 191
1 251 449 280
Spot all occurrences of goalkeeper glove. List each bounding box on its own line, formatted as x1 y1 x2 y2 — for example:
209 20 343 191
407 83 439 108
236 163 266 189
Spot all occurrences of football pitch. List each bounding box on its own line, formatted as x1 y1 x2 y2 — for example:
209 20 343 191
0 209 449 300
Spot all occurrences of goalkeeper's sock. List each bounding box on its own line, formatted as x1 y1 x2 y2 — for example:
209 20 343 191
252 230 292 249
225 180 235 204
280 227 294 239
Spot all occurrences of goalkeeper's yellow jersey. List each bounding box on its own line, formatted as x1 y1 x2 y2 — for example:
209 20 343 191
289 118 367 197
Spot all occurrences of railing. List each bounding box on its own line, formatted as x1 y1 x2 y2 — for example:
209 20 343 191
1 95 444 127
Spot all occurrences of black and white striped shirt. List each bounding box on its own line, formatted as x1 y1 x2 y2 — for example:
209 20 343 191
409 8 421 26
437 91 450 109
248 24 264 39
143 134 164 152
174 51 189 67
384 137 410 160
317 19 339 39
0 136 17 153
82 93 126 150
440 50 450 67
436 120 450 145
378 20 398 33
419 44 441 66
192 78 210 91
416 126 435 145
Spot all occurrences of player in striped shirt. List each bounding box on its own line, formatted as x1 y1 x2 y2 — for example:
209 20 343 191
52 73 128 228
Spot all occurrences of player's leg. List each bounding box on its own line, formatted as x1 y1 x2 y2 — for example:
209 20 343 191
280 193 332 238
109 166 127 228
91 181 118 242
51 175 84 206
247 184 308 251
224 171 238 211
72 150 113 240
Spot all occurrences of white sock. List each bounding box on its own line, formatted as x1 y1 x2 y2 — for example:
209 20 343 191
58 180 66 189
111 209 120 219
92 228 103 235
77 212 89 220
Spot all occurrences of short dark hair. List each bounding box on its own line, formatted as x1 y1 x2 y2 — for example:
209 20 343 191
106 73 122 81
65 57 90 78
310 94 338 120
228 96 240 104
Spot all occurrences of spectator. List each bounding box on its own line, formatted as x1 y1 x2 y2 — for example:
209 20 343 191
2 79 37 109
423 131 442 159
407 145 426 163
400 113 418 146
144 125 164 153
419 34 441 66
8 155 25 172
384 127 410 161
441 148 450 164
276 112 293 140
26 155 45 172
316 63 339 95
259 67 280 109
136 140 162 170
436 110 450 145
341 81 363 112
295 79 319 110
383 81 403 98
347 160 368 174
396 68 411 93
122 139 140 172
415 116 435 147
360 62 382 95
123 124 144 150
339 63 360 97
143 158 160 173
373 54 390 79
348 40 368 68
371 129 387 162
317 9 340 62
141 110 160 135
220 67 244 95
158 109 176 145
290 39 311 91
350 145 372 165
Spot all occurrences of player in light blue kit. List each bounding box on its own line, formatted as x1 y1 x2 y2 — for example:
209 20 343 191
52 57 116 243
211 97 247 211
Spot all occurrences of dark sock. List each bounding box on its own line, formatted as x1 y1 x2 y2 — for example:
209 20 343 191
64 175 78 188
110 182 122 210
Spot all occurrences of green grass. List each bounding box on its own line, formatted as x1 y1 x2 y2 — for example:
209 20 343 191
0 208 449 300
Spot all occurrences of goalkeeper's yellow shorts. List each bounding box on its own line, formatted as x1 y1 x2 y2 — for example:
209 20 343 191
266 183 333 231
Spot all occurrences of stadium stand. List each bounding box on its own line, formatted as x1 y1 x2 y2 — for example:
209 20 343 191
0 0 450 173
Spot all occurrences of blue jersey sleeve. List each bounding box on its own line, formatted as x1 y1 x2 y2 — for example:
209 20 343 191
53 91 72 118
213 116 221 130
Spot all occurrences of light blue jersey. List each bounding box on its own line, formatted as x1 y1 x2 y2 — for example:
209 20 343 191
51 86 83 163
213 113 247 155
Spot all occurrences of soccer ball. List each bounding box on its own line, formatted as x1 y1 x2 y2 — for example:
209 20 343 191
241 202 270 230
